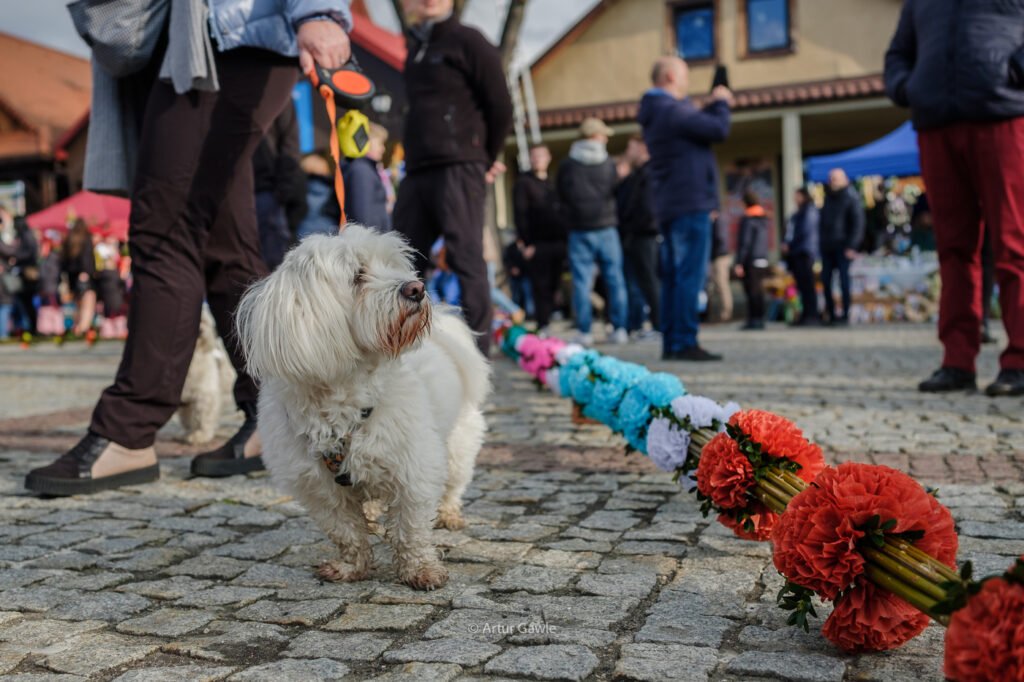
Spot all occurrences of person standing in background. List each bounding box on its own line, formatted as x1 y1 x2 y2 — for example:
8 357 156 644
886 0 1024 396
818 168 864 326
394 0 514 356
733 190 770 331
342 123 391 232
253 104 306 271
514 144 568 335
639 55 732 361
61 220 97 336
557 117 629 346
616 135 661 338
783 187 821 326
707 209 733 323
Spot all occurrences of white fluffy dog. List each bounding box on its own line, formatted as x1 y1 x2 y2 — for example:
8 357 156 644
178 306 236 445
236 226 489 591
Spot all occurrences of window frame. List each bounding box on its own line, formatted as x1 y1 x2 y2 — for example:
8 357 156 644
667 0 719 66
740 0 796 59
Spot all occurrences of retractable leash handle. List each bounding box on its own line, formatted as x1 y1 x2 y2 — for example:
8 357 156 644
308 58 377 228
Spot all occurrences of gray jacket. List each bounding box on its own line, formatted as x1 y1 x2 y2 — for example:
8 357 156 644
210 0 352 57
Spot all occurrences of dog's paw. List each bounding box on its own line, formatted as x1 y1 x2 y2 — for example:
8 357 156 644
316 560 370 583
434 510 467 531
400 562 449 591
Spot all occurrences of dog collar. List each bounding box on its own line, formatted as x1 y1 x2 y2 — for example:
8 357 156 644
321 407 374 486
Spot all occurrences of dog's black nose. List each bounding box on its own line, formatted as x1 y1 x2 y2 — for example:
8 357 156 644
400 281 425 302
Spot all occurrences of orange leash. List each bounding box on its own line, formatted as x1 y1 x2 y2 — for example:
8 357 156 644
316 83 348 229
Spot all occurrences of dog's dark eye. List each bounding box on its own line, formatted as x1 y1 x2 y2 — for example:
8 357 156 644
354 267 367 285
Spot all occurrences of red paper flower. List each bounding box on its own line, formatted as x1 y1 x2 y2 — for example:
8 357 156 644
944 564 1024 682
696 433 754 510
772 463 958 600
717 505 778 541
729 409 825 483
822 580 931 653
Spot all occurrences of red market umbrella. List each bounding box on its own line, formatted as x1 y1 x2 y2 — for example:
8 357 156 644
26 191 130 241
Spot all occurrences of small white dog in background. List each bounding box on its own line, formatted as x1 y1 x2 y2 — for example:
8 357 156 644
236 226 489 591
178 305 236 445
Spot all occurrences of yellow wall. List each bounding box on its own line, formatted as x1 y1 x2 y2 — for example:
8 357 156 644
532 0 903 109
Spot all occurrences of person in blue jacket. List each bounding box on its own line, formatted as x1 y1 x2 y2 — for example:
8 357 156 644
26 0 354 497
342 122 391 232
783 187 821 326
639 55 733 362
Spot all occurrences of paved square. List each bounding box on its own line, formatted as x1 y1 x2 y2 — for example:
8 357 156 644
0 324 1021 680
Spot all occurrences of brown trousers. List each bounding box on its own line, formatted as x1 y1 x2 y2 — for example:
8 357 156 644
90 48 298 449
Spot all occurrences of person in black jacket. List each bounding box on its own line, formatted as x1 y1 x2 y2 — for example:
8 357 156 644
886 0 1024 396
557 117 629 346
394 0 514 356
733 190 770 331
783 187 821 327
342 122 391 233
818 169 864 326
514 144 567 332
253 103 306 271
616 135 661 337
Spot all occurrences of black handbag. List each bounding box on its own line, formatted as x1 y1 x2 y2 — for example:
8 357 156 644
67 0 169 77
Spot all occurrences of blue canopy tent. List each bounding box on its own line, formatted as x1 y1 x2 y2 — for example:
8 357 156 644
805 121 920 183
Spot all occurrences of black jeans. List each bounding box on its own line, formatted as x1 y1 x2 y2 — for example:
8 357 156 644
622 235 661 332
527 241 566 329
788 252 819 321
90 48 298 449
821 247 852 321
394 163 492 355
742 264 768 322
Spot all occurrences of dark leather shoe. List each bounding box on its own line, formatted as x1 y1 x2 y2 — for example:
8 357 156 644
741 320 765 331
25 433 159 497
190 402 265 477
918 367 977 393
985 369 1024 397
663 346 723 362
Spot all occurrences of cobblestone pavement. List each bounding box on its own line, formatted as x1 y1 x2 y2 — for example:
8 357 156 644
0 323 1022 681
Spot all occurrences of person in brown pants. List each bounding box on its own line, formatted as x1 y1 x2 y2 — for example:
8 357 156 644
25 5 353 496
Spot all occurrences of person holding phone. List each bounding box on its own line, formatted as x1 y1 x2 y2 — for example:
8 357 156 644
25 1 354 497
886 0 1024 396
638 56 733 362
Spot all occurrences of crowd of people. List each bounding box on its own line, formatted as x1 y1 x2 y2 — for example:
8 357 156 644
0 208 129 342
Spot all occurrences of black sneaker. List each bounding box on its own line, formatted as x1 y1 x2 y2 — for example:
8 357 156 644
981 327 997 345
25 433 160 497
985 369 1024 397
918 367 977 393
190 402 264 477
741 320 765 331
663 346 723 362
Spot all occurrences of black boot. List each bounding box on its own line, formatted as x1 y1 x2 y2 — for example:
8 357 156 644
985 369 1024 397
918 367 977 393
190 402 264 477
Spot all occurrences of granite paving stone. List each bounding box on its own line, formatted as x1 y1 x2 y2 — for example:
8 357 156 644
383 638 502 666
116 608 217 637
234 599 344 626
483 644 600 681
111 666 237 682
283 630 393 661
324 603 435 631
227 658 350 681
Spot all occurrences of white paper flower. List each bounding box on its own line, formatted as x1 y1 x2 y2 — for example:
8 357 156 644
670 395 728 430
545 368 561 396
555 343 584 365
646 417 691 473
720 401 741 428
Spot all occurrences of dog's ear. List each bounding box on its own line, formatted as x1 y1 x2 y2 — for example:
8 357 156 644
235 252 360 384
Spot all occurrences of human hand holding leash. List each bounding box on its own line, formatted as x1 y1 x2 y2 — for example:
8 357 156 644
485 161 506 184
298 20 351 74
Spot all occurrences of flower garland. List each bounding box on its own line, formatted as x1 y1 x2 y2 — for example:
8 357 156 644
493 325 1018 673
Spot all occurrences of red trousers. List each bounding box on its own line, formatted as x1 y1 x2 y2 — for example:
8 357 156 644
918 118 1024 373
